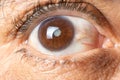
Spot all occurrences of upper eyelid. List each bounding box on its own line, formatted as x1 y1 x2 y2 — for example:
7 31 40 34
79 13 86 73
16 1 107 31
5 1 84 32
19 2 118 43
11 1 107 33
0 0 83 44
0 0 116 43
0 0 92 28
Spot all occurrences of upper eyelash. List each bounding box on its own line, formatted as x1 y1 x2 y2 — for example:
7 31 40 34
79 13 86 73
12 1 109 38
17 2 89 33
14 0 83 31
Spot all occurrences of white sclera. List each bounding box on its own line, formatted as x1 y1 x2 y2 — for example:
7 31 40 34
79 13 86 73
28 16 99 56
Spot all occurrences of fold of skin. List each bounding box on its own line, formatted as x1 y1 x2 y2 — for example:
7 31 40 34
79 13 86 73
1 0 120 80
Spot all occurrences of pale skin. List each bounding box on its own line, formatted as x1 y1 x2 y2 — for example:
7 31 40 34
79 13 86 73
1 0 120 80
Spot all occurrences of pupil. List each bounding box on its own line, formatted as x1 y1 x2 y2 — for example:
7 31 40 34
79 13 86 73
38 16 74 51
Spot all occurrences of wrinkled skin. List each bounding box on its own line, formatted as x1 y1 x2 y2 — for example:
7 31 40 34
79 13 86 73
1 0 120 80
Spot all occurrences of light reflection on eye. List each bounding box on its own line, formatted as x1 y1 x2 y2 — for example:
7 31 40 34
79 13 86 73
28 16 101 56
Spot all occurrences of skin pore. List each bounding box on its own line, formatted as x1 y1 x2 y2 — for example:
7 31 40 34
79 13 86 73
1 0 120 80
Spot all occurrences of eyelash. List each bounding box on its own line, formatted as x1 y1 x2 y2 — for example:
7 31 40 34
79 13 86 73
12 1 108 39
17 2 89 33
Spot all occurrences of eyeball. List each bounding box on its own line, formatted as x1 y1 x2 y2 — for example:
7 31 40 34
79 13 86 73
28 16 100 56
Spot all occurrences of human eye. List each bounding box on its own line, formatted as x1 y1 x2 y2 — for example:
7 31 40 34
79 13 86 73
10 0 116 56
2 1 120 80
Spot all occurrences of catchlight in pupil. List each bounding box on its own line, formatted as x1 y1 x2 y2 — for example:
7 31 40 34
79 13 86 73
38 17 74 51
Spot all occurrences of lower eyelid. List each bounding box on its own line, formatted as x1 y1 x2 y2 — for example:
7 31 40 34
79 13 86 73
17 44 120 79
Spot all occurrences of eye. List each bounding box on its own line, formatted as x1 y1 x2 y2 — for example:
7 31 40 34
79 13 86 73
16 2 113 56
28 16 100 55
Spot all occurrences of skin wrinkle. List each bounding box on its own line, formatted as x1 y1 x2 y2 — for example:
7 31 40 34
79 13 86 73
1 0 120 80
85 51 119 80
12 47 120 80
74 49 120 80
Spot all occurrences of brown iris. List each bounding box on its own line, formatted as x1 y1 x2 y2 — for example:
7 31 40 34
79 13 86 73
38 16 74 51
